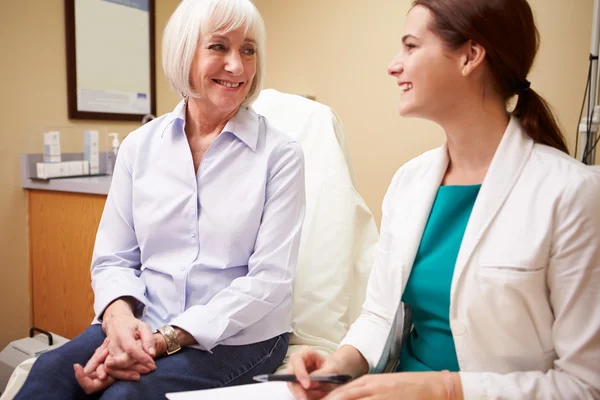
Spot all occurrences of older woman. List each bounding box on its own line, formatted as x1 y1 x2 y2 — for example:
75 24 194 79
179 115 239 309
288 0 600 399
15 0 305 399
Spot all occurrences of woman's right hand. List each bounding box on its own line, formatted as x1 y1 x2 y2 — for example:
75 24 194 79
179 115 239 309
287 347 342 400
101 298 156 371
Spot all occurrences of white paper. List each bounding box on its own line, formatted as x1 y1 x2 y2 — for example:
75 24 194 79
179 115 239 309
165 382 295 400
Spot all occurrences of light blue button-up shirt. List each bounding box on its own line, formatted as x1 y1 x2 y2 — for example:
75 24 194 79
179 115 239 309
91 100 306 351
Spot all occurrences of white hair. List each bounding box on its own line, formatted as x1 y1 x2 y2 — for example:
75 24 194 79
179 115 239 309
162 0 266 106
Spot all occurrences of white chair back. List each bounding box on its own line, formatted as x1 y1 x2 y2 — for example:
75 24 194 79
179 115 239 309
252 89 379 365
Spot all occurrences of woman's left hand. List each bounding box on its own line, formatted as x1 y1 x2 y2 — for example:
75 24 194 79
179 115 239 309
74 363 116 395
321 372 454 400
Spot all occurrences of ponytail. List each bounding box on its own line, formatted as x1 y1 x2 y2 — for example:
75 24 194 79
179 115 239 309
513 88 569 154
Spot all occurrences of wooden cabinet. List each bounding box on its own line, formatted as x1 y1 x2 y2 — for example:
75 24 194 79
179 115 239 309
27 190 106 339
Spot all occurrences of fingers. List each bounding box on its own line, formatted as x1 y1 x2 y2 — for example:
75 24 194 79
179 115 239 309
119 362 155 375
105 351 134 369
107 329 155 368
289 350 314 389
288 383 331 400
87 360 154 386
74 363 94 394
74 363 86 382
102 356 155 381
96 363 107 381
105 316 156 368
105 365 141 381
74 364 116 395
308 383 340 397
105 341 154 370
288 381 307 400
83 341 109 374
137 323 156 357
287 348 334 400
307 389 335 400
287 352 310 399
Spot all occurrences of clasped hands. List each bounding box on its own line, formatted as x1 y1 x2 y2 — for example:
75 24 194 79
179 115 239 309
73 303 167 394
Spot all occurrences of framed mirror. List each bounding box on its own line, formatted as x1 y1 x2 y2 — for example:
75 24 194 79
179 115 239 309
65 0 156 121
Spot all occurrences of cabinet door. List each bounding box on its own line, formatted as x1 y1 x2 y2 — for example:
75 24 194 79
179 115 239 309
28 190 106 339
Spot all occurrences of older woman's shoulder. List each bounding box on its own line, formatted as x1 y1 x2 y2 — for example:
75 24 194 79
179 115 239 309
116 113 185 168
120 113 177 148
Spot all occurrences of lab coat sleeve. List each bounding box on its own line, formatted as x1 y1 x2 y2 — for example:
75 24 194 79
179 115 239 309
339 171 402 369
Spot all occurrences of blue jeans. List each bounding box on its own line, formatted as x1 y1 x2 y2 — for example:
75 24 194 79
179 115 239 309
15 324 289 400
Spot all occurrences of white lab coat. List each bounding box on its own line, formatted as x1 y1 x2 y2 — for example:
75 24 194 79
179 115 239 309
341 116 600 399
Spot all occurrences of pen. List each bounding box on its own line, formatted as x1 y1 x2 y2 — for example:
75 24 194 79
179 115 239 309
253 374 352 384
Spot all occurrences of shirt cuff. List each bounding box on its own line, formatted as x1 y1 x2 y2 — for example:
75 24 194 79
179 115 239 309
169 306 229 352
94 287 148 321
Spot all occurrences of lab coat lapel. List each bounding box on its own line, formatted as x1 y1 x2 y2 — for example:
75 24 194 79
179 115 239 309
391 146 449 289
378 146 448 373
452 116 534 285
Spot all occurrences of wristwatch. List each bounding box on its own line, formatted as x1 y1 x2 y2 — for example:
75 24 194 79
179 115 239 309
157 325 181 355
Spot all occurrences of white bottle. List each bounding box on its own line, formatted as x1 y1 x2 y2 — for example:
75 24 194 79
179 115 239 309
108 133 120 173
109 133 120 156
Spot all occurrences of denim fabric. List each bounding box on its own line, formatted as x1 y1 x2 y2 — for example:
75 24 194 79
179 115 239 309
15 324 289 400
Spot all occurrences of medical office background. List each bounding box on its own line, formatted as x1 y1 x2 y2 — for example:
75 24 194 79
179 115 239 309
0 0 595 350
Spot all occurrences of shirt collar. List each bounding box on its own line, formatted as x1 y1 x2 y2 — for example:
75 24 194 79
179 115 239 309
172 99 187 122
166 99 259 151
221 106 260 151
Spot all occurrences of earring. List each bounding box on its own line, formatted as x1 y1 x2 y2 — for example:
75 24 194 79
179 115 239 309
462 67 468 76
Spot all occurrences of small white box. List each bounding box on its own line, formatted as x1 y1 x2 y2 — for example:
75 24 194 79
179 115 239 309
36 163 45 179
43 131 61 163
36 161 89 179
35 162 56 179
66 161 83 176
84 130 99 175
82 160 90 175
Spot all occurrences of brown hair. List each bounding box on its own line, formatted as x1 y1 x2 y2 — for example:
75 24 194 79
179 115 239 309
413 0 569 153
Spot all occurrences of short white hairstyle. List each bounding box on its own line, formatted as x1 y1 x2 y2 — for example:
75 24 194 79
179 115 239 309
162 0 266 106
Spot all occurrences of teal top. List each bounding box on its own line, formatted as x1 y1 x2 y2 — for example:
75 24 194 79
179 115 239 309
396 184 481 372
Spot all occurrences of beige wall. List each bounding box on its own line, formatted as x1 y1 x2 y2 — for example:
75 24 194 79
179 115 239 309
0 0 594 349
254 0 595 224
0 0 181 349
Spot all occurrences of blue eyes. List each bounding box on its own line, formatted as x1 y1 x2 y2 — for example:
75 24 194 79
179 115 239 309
208 44 256 56
209 44 227 51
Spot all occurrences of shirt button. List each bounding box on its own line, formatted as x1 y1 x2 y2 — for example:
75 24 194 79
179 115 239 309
450 320 466 336
180 266 185 271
